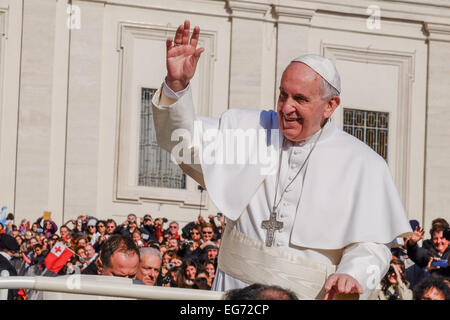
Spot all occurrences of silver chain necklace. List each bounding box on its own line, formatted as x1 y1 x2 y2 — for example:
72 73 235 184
261 126 324 247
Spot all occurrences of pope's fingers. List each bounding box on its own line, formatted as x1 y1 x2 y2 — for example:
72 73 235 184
324 275 338 291
337 277 347 293
182 20 191 45
190 26 201 48
194 47 204 58
344 279 354 293
166 38 173 50
174 24 184 45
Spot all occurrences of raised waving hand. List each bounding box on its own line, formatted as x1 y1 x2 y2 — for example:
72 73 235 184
166 20 204 92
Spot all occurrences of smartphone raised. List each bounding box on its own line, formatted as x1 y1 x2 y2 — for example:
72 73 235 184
431 259 448 268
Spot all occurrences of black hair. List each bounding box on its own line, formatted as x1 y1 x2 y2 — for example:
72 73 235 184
224 283 298 300
100 234 139 270
106 219 117 226
96 220 107 228
413 274 450 300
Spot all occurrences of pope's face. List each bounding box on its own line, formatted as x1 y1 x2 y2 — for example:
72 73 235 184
277 62 339 142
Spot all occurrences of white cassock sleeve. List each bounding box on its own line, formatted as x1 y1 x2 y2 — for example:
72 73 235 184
152 82 217 187
335 242 392 300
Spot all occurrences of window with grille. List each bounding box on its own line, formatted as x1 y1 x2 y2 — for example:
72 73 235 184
138 88 186 189
343 108 389 161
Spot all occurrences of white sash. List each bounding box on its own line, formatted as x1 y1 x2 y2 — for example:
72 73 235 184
218 226 337 299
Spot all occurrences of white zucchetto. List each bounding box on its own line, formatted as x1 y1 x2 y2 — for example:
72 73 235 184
291 54 341 94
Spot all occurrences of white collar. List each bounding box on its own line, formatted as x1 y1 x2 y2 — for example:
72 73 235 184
283 121 332 148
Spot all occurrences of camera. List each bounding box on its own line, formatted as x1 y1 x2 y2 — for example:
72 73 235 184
162 275 171 284
162 218 168 223
166 262 174 269
217 212 223 217
186 240 194 246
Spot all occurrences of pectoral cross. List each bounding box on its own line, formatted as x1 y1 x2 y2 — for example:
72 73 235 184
261 210 283 247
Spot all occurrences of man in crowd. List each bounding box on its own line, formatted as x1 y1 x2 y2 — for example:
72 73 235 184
140 214 158 243
167 221 181 241
106 219 117 235
116 214 139 239
151 20 412 299
136 247 162 286
83 234 139 278
0 234 20 299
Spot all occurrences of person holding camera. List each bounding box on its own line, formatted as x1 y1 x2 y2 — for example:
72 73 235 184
153 217 168 243
375 259 412 300
140 214 158 243
115 214 139 239
179 225 202 261
406 224 450 277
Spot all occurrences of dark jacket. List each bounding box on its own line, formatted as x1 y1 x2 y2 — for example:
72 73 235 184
0 253 19 300
406 241 450 277
140 225 158 243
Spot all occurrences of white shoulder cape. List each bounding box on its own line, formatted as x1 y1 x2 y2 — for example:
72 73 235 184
200 108 412 250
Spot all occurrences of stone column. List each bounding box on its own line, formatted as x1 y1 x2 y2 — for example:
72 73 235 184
423 22 450 228
226 0 276 110
64 0 104 219
15 0 57 223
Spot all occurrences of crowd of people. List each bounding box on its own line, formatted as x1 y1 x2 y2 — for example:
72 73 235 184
0 213 449 300
370 218 450 300
0 212 224 299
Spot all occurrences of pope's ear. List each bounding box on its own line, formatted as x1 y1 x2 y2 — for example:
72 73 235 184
323 96 340 119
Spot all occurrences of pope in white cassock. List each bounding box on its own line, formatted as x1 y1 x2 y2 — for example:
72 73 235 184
151 21 412 299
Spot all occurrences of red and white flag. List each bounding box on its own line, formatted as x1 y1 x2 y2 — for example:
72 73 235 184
44 242 74 273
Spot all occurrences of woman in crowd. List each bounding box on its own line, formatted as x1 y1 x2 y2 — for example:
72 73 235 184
132 229 145 248
179 225 202 261
30 223 39 235
200 223 215 244
35 217 58 238
377 259 413 300
176 259 198 289
93 220 108 252
19 219 30 234
203 261 216 288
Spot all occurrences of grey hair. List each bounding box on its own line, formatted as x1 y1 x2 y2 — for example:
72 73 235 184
139 247 162 262
321 77 339 101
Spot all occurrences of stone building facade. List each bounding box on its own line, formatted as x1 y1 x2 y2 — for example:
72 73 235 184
0 0 449 230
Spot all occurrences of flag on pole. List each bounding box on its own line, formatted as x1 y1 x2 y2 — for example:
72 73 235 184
44 242 74 273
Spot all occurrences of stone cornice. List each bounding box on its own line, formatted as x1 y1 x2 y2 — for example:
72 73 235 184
272 4 316 26
226 0 272 21
424 22 450 42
